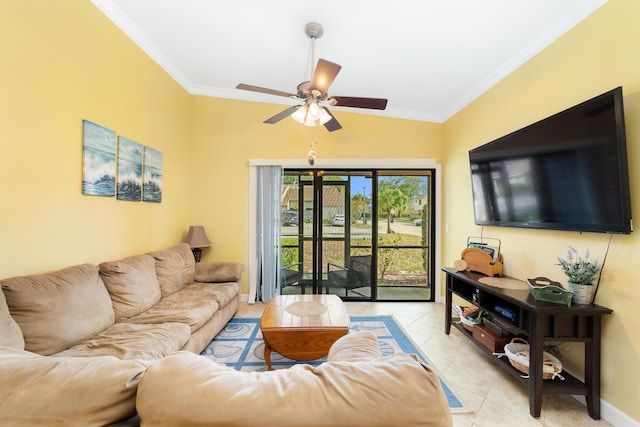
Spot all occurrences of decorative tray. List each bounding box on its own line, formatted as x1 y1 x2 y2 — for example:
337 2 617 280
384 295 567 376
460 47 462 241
526 277 573 306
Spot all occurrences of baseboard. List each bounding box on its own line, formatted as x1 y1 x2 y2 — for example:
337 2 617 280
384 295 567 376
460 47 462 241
572 395 638 427
241 293 447 304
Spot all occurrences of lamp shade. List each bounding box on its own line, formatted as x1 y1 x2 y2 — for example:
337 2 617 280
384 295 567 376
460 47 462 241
184 226 212 248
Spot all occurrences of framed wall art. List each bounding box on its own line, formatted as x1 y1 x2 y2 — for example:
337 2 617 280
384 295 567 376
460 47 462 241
116 136 143 201
143 146 163 203
82 120 116 196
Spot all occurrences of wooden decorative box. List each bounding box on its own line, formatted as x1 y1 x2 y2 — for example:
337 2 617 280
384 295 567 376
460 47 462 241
472 323 510 353
461 247 503 277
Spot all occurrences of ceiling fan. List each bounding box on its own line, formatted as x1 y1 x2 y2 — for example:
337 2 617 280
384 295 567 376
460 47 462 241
236 23 388 132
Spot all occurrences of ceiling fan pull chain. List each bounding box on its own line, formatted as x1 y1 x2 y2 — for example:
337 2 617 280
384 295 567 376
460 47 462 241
307 124 318 165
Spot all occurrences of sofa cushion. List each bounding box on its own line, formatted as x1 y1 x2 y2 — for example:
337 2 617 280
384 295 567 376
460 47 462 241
185 282 240 308
195 261 245 283
0 290 24 350
0 346 147 427
1 264 115 355
99 254 162 321
53 321 191 361
327 331 382 363
136 350 453 427
147 243 195 297
124 288 219 332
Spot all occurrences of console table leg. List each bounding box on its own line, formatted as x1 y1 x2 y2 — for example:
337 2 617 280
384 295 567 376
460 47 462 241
585 315 602 419
445 277 452 335
528 314 543 417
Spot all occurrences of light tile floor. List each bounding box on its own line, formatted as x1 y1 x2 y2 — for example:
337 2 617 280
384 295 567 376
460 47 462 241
236 301 614 427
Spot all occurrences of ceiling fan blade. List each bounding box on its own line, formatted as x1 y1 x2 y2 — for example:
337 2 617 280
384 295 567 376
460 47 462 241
332 96 388 110
322 108 342 132
236 84 296 98
263 106 299 124
309 59 342 95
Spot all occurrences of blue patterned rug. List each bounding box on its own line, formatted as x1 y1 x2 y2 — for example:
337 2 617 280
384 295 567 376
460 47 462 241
200 315 465 412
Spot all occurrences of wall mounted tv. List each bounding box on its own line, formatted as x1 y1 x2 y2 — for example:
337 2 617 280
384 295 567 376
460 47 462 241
469 87 632 234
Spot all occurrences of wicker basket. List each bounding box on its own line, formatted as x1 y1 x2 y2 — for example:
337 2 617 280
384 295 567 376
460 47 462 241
504 338 564 380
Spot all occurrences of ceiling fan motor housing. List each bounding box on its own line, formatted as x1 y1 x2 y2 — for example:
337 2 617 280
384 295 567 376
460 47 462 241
305 23 323 39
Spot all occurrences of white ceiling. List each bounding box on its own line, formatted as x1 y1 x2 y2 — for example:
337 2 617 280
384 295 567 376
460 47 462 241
93 0 606 123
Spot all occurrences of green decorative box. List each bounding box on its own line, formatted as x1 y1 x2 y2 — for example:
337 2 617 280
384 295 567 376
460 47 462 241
526 277 573 306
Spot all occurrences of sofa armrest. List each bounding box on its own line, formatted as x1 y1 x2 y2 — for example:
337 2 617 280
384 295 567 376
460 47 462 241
195 262 245 283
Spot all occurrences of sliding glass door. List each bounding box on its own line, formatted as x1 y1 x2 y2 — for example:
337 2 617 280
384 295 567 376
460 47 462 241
280 169 435 301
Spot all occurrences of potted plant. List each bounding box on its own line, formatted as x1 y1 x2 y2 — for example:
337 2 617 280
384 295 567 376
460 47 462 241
556 246 601 304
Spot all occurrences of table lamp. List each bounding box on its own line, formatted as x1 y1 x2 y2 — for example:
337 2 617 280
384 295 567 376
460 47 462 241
184 225 211 263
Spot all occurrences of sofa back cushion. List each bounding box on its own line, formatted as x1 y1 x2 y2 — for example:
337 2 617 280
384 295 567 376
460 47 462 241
1 264 115 355
0 290 24 350
147 243 195 297
99 254 162 321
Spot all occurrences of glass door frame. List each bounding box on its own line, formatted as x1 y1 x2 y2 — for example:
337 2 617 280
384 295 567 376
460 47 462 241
280 167 437 302
287 171 362 296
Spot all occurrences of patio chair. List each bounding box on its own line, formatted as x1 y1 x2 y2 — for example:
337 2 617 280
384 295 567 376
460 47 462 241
327 255 372 296
281 262 307 294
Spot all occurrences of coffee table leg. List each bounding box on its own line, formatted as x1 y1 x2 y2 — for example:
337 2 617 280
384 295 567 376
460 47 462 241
264 340 273 371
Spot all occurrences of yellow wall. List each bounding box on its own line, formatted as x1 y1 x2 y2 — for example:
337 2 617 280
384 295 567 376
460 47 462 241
0 2 444 288
443 0 640 421
190 95 444 294
0 0 193 276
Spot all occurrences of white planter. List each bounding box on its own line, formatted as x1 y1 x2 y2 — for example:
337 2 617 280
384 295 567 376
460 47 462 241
567 282 595 305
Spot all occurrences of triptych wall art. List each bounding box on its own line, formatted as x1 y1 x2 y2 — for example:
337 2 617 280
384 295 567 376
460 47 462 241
82 120 163 203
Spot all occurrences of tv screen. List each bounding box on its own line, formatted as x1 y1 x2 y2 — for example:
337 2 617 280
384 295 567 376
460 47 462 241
469 87 632 234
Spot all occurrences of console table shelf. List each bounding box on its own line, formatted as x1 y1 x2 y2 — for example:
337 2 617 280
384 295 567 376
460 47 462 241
443 268 612 419
451 322 587 394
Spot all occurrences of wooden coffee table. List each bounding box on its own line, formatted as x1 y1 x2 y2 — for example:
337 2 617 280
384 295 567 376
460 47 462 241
260 294 350 370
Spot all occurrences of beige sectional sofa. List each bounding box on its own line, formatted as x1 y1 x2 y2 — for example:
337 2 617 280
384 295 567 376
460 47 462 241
0 243 244 426
0 242 453 427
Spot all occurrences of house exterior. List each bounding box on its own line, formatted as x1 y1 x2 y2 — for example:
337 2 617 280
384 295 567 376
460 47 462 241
281 184 345 222
410 193 429 217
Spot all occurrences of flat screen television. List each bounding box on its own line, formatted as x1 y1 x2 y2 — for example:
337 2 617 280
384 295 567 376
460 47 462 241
469 87 632 234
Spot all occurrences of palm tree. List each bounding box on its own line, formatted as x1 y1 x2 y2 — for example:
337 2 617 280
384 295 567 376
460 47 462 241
351 193 368 223
378 185 410 234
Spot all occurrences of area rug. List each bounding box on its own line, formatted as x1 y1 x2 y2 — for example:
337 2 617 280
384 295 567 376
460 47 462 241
200 315 466 412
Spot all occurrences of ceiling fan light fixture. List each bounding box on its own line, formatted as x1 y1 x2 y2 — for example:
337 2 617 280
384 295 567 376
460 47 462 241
316 108 332 125
291 103 331 126
291 106 307 123
308 102 320 118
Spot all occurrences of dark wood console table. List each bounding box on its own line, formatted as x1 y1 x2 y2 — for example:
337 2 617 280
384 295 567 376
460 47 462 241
443 268 612 419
